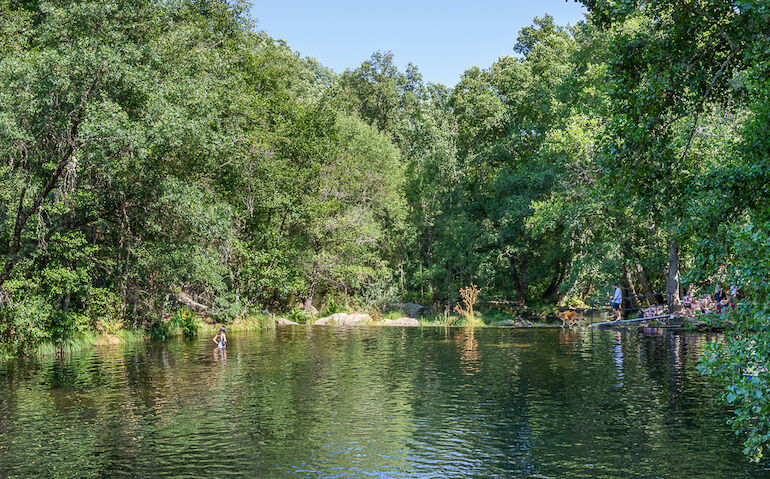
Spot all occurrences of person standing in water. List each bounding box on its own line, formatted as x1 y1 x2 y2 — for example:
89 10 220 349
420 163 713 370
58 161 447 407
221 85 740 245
213 326 227 348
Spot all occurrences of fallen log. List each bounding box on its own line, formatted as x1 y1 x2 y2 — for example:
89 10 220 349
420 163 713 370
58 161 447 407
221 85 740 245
589 314 671 328
175 291 212 314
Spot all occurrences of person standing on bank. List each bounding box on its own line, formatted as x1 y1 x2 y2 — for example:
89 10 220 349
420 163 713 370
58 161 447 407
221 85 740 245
611 283 623 321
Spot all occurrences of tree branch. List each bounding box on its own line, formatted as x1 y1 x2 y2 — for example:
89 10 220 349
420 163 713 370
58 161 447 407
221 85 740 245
6 73 100 257
0 206 115 287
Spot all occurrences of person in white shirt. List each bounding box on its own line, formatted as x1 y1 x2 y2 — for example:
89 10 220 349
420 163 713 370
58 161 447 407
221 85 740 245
729 285 738 307
611 283 623 321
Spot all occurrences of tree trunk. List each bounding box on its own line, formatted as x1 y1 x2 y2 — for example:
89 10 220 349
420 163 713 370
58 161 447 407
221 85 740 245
303 262 319 312
510 255 529 304
542 262 566 303
63 292 71 313
634 260 662 305
624 265 638 298
666 238 681 312
303 283 316 312
623 244 663 305
0 90 90 290
176 291 212 314
581 281 593 299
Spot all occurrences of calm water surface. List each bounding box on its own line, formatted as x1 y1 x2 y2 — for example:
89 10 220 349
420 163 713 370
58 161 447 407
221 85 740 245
1 326 768 478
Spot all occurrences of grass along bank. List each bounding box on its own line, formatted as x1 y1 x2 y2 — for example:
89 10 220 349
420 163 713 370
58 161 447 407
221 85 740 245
1 329 147 360
1 305 603 360
0 312 275 360
197 314 274 336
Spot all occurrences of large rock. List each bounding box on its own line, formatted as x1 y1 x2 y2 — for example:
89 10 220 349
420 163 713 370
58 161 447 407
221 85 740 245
275 317 299 326
380 317 420 327
314 313 371 326
395 302 428 318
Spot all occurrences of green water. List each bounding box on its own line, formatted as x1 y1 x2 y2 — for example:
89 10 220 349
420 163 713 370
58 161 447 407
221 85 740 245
0 326 767 478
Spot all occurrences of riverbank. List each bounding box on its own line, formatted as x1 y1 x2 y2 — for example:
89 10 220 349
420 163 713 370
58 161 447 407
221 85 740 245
276 308 565 328
589 313 727 332
0 314 275 360
197 315 274 335
1 309 727 360
0 313 558 359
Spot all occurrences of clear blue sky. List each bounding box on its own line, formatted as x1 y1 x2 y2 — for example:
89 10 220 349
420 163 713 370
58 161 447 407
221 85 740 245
250 1 587 86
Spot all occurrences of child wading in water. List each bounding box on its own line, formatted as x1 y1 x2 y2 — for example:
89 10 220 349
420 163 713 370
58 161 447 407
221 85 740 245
213 326 227 348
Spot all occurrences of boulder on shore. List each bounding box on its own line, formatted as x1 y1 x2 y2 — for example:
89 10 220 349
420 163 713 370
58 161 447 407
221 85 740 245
380 317 420 327
314 313 371 326
394 302 427 318
275 317 300 326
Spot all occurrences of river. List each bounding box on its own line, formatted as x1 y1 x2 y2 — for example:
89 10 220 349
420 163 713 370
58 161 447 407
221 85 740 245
1 326 768 478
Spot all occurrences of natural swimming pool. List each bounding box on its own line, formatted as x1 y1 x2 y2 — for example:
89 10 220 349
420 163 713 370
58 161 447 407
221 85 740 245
1 326 768 478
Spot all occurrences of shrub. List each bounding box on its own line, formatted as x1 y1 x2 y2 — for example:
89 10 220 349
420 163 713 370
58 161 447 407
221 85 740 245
148 307 199 340
564 294 588 309
361 272 400 310
148 317 174 341
176 308 199 339
320 296 346 317
454 284 481 326
286 307 311 324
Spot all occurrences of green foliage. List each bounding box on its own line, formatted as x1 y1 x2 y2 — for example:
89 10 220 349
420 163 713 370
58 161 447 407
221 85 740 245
175 308 199 340
0 0 408 352
478 309 517 326
148 308 199 341
380 310 406 321
563 295 589 310
319 296 346 318
698 218 770 461
580 0 770 460
148 316 176 342
360 271 400 310
286 307 312 325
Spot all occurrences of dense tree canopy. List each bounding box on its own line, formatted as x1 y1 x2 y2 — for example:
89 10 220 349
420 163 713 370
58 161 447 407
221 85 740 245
578 0 770 461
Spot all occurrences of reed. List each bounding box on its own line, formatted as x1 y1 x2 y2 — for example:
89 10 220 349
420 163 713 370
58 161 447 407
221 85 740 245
14 329 147 359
